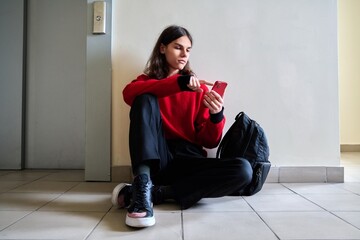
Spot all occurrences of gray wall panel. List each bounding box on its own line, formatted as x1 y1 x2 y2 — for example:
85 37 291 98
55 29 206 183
26 0 87 169
85 0 111 181
0 0 25 169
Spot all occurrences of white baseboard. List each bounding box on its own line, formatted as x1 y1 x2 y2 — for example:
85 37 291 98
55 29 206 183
112 165 344 183
341 144 360 152
266 166 344 183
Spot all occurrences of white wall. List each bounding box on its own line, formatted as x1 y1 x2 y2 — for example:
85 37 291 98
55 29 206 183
339 0 360 145
112 0 339 167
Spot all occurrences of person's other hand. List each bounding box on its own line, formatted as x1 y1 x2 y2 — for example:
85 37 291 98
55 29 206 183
203 90 223 114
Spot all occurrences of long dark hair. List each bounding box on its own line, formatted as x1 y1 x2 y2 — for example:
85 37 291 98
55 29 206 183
144 25 195 79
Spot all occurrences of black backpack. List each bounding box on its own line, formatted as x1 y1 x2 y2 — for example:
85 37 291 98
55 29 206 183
216 112 271 196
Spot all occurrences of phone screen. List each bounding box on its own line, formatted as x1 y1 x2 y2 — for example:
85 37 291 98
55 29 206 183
211 81 228 97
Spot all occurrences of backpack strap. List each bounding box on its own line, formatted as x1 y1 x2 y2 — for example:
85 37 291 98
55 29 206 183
216 112 255 159
216 130 228 158
239 120 255 156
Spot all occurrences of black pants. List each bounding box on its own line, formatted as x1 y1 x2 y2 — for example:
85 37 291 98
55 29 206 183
129 94 253 209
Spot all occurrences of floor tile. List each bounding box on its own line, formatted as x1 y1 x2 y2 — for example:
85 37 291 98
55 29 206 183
244 194 323 212
39 193 112 212
283 183 352 194
39 170 85 182
337 182 360 194
0 211 104 239
333 212 360 229
10 181 79 194
0 170 55 181
0 181 28 193
0 211 31 231
0 193 60 211
257 183 294 194
183 212 278 240
0 171 15 177
184 196 253 212
87 211 182 240
67 182 119 194
0 153 358 239
302 193 360 211
259 211 360 239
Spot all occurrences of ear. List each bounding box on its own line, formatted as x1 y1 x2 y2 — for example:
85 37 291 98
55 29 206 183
160 44 166 54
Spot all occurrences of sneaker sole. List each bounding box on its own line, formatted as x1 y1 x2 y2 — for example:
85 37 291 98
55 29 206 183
125 214 155 228
111 183 130 208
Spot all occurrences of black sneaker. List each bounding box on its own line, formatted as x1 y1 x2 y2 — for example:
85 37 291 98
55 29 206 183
111 183 132 208
126 174 155 227
112 183 165 208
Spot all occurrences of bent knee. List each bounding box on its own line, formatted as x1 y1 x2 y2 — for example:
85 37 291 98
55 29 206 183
235 158 253 185
132 94 157 106
131 94 160 117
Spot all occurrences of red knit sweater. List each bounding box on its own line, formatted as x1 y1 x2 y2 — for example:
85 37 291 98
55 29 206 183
122 74 225 149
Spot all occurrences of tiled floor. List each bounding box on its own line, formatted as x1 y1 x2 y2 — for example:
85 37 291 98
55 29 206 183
0 153 359 240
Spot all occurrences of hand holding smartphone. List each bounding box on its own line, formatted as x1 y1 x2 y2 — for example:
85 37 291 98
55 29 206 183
211 81 228 97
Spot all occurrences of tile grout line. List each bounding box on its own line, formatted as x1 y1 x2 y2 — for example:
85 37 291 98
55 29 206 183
1 181 31 193
0 171 63 233
330 211 360 232
0 210 33 233
241 196 281 240
281 183 360 231
32 181 83 212
84 208 111 240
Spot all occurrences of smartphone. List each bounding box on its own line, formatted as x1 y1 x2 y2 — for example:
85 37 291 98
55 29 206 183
211 81 228 97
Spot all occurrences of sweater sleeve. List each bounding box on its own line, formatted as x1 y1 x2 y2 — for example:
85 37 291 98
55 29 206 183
195 114 225 149
123 74 191 106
